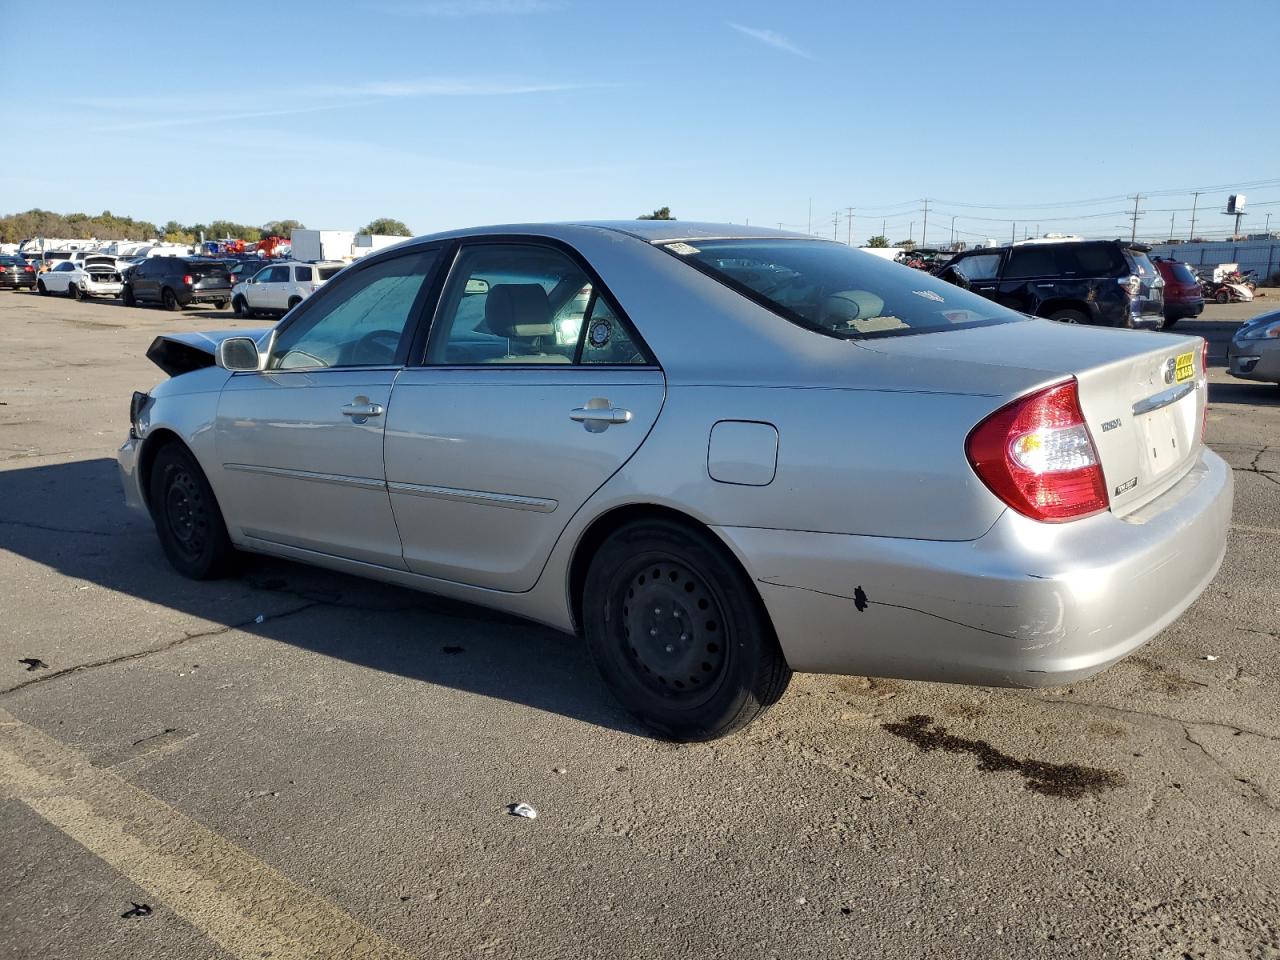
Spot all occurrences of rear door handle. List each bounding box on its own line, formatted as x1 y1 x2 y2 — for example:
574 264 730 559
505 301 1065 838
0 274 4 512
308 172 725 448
570 398 632 433
975 285 996 291
1036 283 1056 288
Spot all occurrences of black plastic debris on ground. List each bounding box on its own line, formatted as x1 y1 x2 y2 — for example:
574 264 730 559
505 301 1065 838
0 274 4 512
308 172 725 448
882 714 1124 799
18 658 47 672
120 902 152 919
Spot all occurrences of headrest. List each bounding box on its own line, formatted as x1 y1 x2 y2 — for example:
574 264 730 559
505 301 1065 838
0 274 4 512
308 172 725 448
820 290 885 327
484 283 554 338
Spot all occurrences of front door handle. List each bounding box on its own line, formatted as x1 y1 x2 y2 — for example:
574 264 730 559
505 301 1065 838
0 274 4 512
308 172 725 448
341 398 384 424
570 398 632 433
1036 283 1056 288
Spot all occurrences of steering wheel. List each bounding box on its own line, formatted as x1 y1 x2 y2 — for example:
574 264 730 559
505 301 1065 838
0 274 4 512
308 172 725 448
348 329 401 365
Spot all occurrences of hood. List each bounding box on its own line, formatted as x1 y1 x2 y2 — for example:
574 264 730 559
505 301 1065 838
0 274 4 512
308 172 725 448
146 328 271 377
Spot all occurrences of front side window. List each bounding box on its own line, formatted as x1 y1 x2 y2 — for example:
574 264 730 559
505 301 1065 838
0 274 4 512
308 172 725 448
268 249 437 370
428 243 649 365
672 239 1020 340
950 252 1002 281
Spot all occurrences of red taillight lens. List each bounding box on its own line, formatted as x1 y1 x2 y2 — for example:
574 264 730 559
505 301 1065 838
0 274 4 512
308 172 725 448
966 379 1109 523
183 274 193 285
23 265 33 272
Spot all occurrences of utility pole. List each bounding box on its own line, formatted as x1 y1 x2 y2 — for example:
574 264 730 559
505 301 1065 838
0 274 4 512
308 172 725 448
1188 191 1200 242
1128 194 1142 243
1267 212 1273 236
909 221 914 244
881 218 886 239
1011 222 1016 244
950 215 956 248
1168 212 1175 241
807 197 812 236
776 222 783 230
846 206 854 246
832 211 839 241
921 198 930 248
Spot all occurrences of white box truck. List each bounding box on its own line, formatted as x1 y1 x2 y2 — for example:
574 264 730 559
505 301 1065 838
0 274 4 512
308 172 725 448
290 229 354 263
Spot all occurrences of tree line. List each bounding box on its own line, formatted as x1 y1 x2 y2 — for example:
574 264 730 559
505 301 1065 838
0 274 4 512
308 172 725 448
0 209 413 245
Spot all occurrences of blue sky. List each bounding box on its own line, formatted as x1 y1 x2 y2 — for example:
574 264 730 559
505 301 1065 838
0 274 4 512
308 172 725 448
5 0 1278 244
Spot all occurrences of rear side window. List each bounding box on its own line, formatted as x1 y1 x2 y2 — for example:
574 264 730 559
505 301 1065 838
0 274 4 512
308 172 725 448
1003 247 1057 279
1057 244 1125 276
673 239 1020 340
294 265 313 282
318 265 343 280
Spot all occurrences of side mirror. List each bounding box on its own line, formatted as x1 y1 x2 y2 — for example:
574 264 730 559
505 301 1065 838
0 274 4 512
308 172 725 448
942 267 971 291
216 337 261 371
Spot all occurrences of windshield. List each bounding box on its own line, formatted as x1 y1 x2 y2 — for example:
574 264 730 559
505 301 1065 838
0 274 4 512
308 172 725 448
668 239 1022 339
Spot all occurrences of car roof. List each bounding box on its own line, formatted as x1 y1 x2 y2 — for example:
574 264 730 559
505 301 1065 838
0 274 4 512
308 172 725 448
403 220 813 247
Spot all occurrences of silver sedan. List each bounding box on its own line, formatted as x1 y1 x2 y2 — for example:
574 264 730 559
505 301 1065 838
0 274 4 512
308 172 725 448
118 222 1232 740
1227 309 1280 385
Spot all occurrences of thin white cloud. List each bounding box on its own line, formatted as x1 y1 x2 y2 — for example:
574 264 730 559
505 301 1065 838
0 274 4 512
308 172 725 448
728 22 814 60
384 0 562 15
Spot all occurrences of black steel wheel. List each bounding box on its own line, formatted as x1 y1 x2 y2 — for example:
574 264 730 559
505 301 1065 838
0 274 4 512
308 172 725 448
161 287 179 311
1048 308 1087 324
583 518 791 741
147 443 236 579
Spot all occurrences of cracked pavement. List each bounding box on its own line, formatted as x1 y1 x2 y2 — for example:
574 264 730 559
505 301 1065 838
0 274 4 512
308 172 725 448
1 292 1279 959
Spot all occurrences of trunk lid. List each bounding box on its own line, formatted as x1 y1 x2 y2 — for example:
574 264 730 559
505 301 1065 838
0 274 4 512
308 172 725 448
859 319 1206 517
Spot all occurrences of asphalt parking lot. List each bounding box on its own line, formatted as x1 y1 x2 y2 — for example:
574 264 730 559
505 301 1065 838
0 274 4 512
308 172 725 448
1 290 1278 960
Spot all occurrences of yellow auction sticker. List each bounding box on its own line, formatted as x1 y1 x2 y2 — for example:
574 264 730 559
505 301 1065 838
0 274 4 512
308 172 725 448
1174 350 1195 383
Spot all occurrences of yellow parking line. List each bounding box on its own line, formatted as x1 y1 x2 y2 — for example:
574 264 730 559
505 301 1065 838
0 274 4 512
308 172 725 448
0 707 416 960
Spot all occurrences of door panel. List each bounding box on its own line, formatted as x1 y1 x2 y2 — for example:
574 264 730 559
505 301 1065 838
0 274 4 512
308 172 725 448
215 369 405 567
385 368 665 591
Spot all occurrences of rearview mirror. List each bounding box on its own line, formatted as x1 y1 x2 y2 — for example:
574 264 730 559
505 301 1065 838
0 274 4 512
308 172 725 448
464 278 490 295
216 337 261 372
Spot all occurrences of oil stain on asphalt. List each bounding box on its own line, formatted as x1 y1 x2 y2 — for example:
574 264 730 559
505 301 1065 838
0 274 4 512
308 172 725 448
882 714 1124 799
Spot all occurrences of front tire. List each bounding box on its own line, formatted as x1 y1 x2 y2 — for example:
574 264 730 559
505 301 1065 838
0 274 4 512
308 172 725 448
582 519 792 741
122 286 136 307
161 287 179 311
232 295 251 318
37 280 48 296
147 443 236 580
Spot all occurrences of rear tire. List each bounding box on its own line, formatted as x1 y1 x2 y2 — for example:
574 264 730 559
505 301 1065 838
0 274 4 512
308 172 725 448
69 283 82 300
1215 290 1229 304
147 443 236 580
582 518 792 741
1161 316 1179 330
287 296 302 312
1048 308 1088 324
161 287 179 312
214 299 229 310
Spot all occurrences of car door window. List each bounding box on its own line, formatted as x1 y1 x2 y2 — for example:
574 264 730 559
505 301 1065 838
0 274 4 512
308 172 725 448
268 249 438 370
951 252 1001 281
429 243 649 365
1004 247 1057 279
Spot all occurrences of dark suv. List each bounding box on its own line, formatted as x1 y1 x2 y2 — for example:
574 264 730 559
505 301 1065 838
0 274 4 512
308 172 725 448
122 257 232 311
938 240 1164 328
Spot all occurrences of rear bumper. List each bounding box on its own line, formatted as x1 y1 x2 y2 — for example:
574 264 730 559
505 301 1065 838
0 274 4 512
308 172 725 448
1165 299 1205 321
181 288 232 304
81 280 123 297
715 448 1232 686
1 275 36 288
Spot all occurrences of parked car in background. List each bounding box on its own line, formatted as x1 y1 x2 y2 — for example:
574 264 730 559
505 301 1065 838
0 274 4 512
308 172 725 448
1153 257 1205 328
0 254 38 290
117 221 1230 740
227 259 268 286
122 256 232 311
35 255 124 299
231 259 344 318
938 239 1165 328
1227 309 1280 387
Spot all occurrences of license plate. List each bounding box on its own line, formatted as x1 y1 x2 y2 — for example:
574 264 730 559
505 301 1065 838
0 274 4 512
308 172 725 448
1174 351 1195 383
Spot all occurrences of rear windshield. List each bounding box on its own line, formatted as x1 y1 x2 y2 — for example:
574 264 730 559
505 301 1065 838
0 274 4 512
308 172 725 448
0 256 23 265
188 261 229 277
667 239 1021 340
1164 261 1199 283
318 265 343 280
1125 251 1159 278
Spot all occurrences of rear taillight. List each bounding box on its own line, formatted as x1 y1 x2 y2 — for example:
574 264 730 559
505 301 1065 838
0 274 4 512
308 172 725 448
183 274 193 285
23 265 33 272
966 379 1109 523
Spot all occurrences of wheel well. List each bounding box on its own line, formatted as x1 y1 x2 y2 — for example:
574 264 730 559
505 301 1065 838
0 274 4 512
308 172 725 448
1036 299 1090 319
566 503 767 637
136 428 185 507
